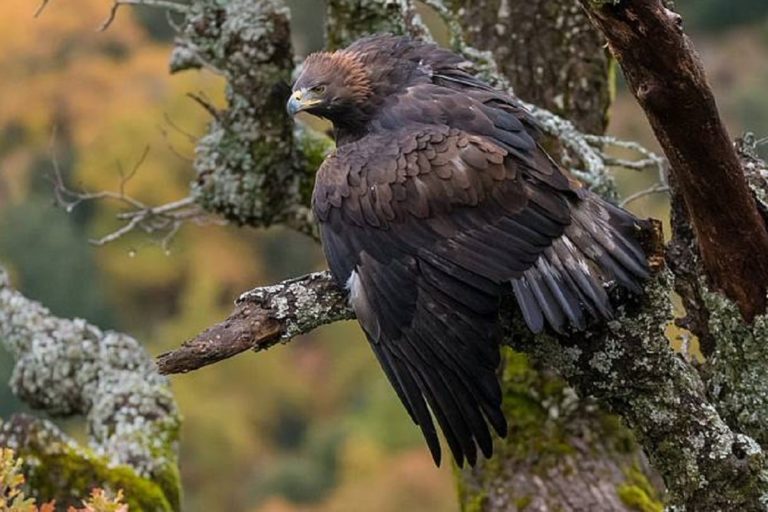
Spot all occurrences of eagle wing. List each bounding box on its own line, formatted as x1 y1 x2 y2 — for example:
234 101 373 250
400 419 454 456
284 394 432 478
313 124 648 466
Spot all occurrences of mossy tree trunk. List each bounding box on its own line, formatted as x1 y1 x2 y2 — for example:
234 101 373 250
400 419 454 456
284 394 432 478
448 0 612 135
9 0 768 510
446 2 661 510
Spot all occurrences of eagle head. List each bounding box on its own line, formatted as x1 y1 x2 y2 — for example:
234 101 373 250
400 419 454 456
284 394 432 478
287 51 373 122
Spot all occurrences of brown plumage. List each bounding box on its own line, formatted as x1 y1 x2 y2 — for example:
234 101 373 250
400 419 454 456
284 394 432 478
287 34 650 467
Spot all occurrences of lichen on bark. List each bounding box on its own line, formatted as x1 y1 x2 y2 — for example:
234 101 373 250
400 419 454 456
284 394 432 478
0 267 181 510
171 0 315 233
325 0 428 50
458 350 660 511
702 288 768 448
447 0 612 134
0 416 176 511
671 141 768 452
508 273 768 509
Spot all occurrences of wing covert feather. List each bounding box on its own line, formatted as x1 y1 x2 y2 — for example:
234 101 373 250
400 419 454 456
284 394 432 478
313 125 647 465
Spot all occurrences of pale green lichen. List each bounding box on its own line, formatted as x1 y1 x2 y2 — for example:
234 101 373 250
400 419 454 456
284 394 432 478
617 465 664 512
325 0 419 50
172 0 314 228
6 418 172 511
700 282 768 448
506 273 768 508
0 267 180 510
457 345 651 510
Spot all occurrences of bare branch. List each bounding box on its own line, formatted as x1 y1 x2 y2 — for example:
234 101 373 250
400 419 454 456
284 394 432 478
186 92 220 121
580 0 768 320
156 271 352 374
162 112 199 144
33 0 51 18
99 0 189 32
87 196 209 247
47 141 214 248
620 183 671 207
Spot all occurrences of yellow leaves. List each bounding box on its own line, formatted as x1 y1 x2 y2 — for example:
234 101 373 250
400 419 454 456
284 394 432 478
0 0 143 140
0 0 224 207
0 449 127 512
0 448 37 512
68 489 128 512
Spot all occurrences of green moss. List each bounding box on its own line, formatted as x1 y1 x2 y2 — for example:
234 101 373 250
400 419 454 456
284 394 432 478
21 444 175 511
597 413 637 455
295 127 335 200
617 466 664 512
515 495 533 510
497 349 575 466
462 492 488 512
296 128 334 171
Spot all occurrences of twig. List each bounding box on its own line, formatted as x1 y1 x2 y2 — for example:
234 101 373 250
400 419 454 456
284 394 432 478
119 145 150 198
620 183 671 207
163 112 199 144
99 0 189 32
33 0 51 17
186 92 221 120
49 144 208 249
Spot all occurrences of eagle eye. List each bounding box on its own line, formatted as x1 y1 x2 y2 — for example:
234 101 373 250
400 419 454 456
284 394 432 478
311 85 327 95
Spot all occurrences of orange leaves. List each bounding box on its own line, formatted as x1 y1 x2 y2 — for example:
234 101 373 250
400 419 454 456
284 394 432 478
1 449 127 512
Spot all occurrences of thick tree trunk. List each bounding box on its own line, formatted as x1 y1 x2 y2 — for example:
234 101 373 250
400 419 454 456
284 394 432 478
579 0 768 320
13 0 768 509
458 356 661 512
448 0 612 135
447 2 660 510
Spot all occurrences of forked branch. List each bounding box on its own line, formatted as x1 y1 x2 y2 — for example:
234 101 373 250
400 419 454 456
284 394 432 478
579 0 768 320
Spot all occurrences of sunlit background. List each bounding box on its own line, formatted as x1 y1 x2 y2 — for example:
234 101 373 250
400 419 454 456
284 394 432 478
0 1 766 510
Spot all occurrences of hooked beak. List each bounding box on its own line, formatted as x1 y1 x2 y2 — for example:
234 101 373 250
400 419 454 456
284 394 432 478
287 89 322 117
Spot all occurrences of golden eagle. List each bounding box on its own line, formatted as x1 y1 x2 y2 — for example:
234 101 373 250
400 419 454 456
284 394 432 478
287 35 649 467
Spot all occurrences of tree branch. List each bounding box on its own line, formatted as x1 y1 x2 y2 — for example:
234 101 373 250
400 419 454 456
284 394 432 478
579 0 768 320
506 274 768 510
0 267 180 509
171 0 316 235
156 271 352 374
666 141 768 454
158 222 768 507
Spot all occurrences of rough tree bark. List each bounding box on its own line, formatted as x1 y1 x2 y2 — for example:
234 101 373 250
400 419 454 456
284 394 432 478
0 267 181 510
6 0 768 510
447 0 612 135
156 0 768 510
443 2 661 510
579 0 768 321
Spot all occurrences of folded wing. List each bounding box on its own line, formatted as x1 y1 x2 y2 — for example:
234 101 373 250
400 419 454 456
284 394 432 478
313 125 648 466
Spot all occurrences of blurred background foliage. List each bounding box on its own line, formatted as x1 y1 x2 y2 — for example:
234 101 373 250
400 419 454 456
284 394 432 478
0 0 766 510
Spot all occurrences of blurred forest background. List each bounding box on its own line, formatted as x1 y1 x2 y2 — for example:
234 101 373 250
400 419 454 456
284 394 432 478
0 1 766 510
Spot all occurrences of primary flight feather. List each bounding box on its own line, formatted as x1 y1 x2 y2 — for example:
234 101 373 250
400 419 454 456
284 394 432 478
287 34 649 467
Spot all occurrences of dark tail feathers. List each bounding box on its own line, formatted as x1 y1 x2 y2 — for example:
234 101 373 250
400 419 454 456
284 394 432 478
512 193 650 334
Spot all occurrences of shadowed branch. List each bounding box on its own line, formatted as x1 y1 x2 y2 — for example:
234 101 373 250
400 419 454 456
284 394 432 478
579 0 768 320
156 271 353 375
